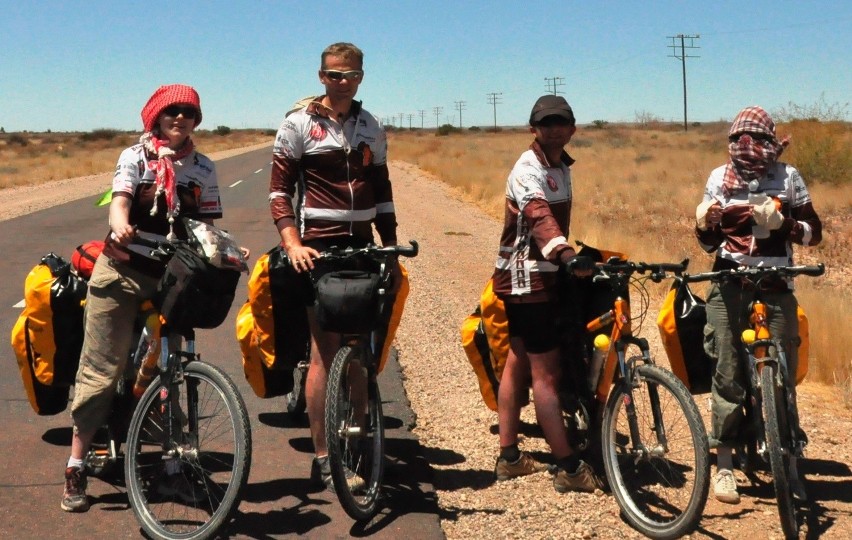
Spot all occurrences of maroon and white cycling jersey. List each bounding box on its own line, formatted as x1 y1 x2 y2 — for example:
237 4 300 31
696 161 822 279
104 143 221 276
269 98 396 245
492 142 574 302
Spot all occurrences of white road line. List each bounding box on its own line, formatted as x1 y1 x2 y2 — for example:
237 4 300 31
254 169 263 174
14 299 25 308
229 180 243 188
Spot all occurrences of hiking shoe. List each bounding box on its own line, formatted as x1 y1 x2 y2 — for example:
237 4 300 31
61 466 90 512
495 452 549 481
157 472 205 505
312 455 366 493
553 461 603 493
713 469 740 504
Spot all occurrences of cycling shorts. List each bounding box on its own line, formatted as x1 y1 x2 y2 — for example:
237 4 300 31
504 300 559 354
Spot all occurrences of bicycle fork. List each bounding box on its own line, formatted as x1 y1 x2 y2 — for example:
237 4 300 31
619 337 669 459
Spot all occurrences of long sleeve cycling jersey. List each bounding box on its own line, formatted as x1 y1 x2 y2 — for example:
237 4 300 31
269 98 397 245
492 141 574 302
695 161 822 283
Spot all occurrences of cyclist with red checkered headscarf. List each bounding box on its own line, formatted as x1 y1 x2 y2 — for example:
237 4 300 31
694 106 822 505
61 84 246 513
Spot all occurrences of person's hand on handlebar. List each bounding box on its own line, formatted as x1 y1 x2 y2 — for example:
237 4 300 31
559 247 595 277
286 244 320 273
111 223 136 246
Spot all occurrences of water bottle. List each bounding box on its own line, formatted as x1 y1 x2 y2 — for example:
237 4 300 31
587 334 610 392
748 179 770 239
133 303 162 399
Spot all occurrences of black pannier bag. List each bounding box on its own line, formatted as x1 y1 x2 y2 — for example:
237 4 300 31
314 270 381 334
657 277 714 394
154 244 241 332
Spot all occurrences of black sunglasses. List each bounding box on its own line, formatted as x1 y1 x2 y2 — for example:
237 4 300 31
162 105 198 119
322 69 364 81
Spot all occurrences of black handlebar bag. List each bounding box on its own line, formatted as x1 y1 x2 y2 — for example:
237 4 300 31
154 244 241 332
314 270 381 334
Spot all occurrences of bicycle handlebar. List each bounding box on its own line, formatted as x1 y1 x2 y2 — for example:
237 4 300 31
590 257 690 284
316 240 419 260
682 263 825 284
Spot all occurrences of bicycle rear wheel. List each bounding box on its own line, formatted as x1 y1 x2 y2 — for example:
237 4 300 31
602 364 710 540
325 345 385 521
125 361 252 540
760 363 798 539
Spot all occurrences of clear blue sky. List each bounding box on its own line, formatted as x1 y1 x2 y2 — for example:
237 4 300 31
1 0 849 132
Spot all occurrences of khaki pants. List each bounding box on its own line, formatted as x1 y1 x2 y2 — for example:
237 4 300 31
70 256 159 433
704 281 799 448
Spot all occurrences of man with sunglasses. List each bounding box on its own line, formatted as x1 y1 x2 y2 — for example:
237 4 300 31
491 95 603 493
269 42 397 492
62 84 228 512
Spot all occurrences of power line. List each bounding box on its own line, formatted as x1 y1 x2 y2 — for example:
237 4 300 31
667 34 700 131
454 100 466 128
432 106 443 128
418 109 426 129
486 92 502 129
544 76 565 95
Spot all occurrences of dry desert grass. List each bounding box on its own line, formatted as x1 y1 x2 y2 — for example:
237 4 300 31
0 129 272 190
389 122 852 398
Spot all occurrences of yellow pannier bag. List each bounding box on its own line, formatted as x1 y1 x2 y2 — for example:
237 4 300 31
658 279 809 391
461 279 510 411
795 306 808 384
10 254 87 415
237 247 409 398
657 278 714 394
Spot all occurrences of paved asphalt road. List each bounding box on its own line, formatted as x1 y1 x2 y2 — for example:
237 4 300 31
0 147 445 539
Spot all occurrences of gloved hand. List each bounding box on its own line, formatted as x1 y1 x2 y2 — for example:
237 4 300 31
695 200 721 231
560 248 596 276
752 197 784 231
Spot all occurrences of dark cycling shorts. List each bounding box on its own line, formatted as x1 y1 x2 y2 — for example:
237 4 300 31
504 301 559 354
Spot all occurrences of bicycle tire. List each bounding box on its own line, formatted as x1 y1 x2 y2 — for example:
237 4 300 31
125 361 252 540
325 345 385 521
760 364 798 539
601 364 710 540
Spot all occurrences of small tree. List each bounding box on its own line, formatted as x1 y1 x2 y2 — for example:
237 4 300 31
215 125 232 136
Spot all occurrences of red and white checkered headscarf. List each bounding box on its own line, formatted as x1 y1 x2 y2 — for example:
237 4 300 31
722 106 790 197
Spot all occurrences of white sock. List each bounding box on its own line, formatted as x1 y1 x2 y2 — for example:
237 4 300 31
716 447 734 472
67 457 84 470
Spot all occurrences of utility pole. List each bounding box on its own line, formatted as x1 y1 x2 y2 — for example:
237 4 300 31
486 92 502 130
418 109 426 129
433 106 443 128
454 100 466 128
544 76 565 95
398 113 405 129
407 113 415 129
667 34 700 131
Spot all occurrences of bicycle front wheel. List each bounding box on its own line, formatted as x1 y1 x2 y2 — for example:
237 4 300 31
125 361 252 540
325 345 385 521
761 363 798 539
602 364 710 540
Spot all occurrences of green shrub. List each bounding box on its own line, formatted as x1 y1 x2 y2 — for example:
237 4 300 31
436 123 461 136
8 133 28 146
468 126 481 132
591 120 609 129
215 125 232 136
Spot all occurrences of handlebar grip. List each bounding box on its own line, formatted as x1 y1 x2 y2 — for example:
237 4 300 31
396 240 419 258
798 263 825 277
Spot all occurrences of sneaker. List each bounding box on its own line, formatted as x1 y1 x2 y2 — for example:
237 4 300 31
494 452 549 481
312 455 366 493
61 466 90 512
713 469 740 504
553 461 603 493
157 472 205 505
